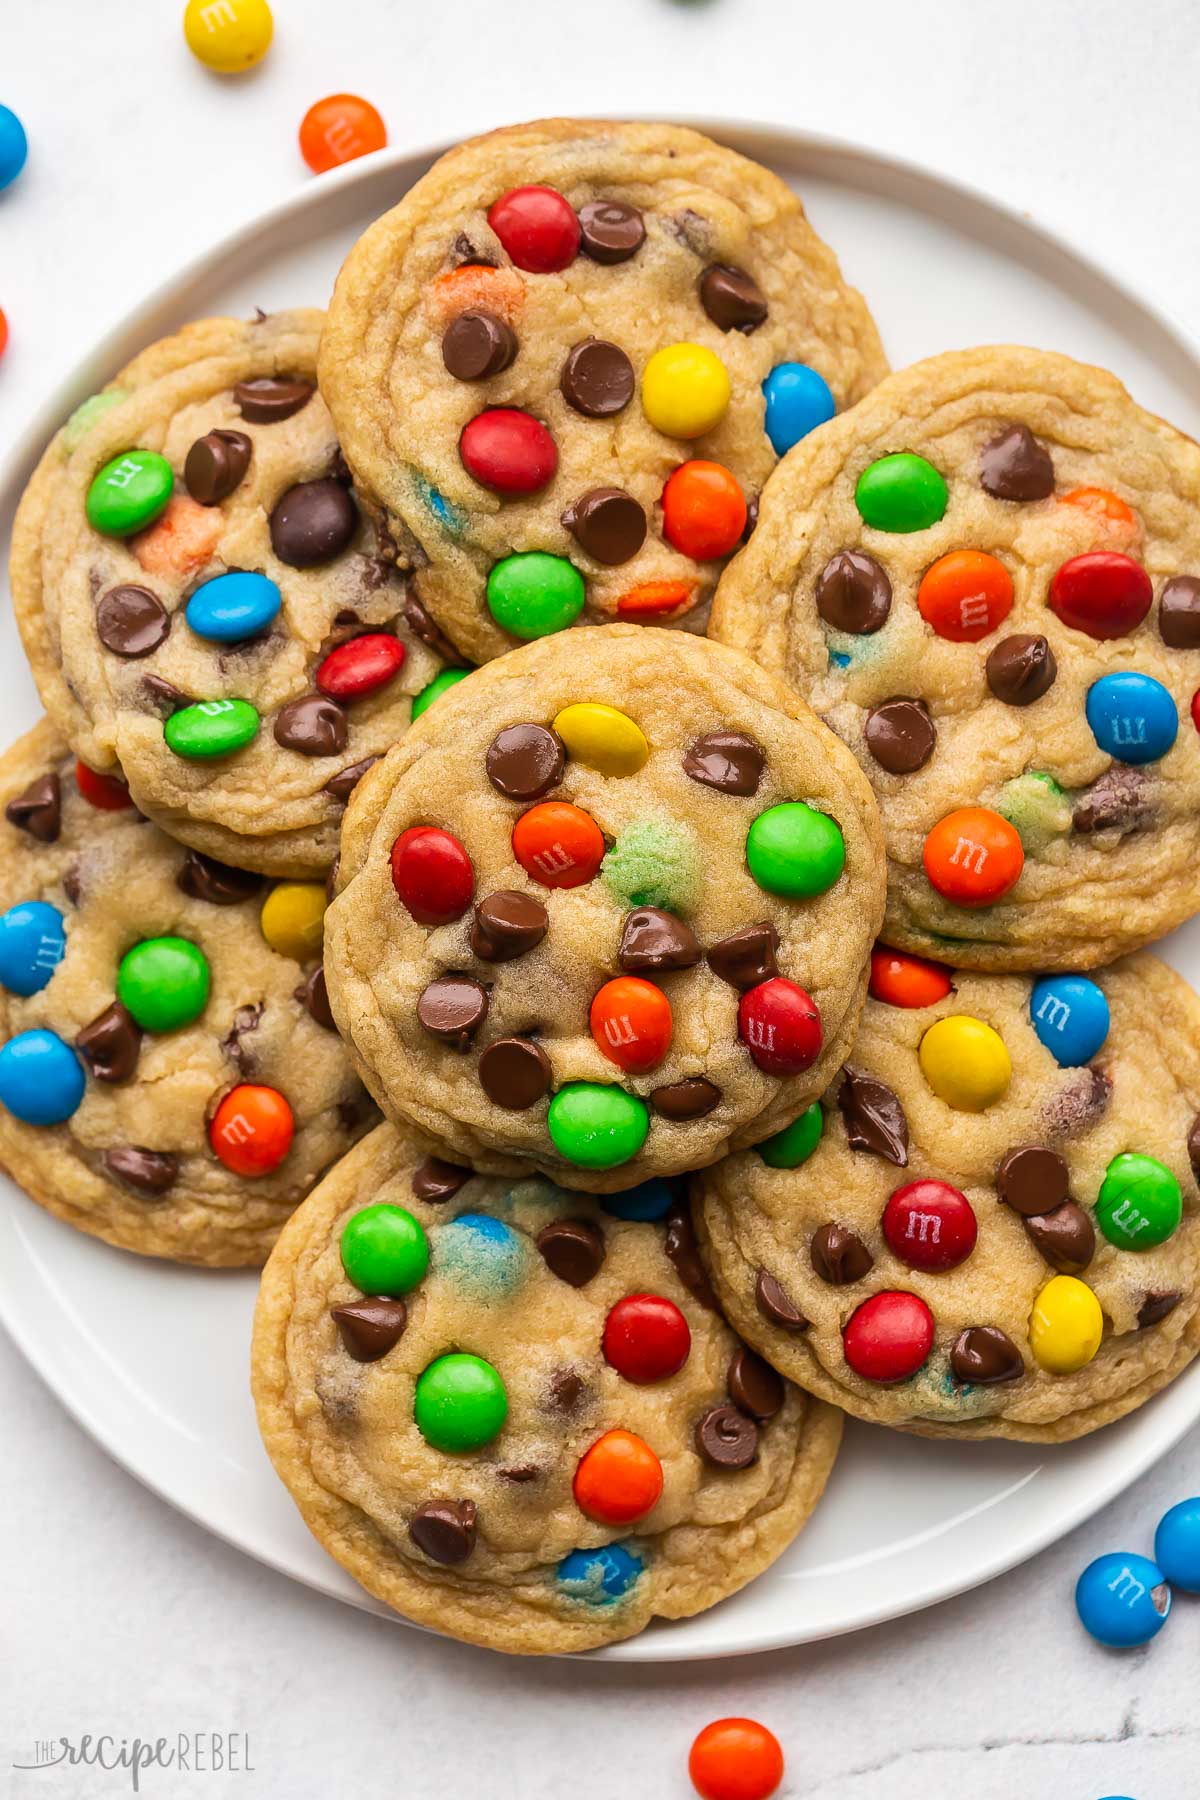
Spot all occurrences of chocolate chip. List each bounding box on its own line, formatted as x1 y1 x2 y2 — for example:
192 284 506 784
141 675 193 717
479 1036 551 1108
979 423 1055 501
269 479 358 567
102 1146 179 1196
62 864 82 906
452 232 496 268
485 723 564 799
696 1404 758 1469
560 339 634 417
579 199 645 263
273 694 347 756
742 496 759 542
536 1218 606 1286
75 1002 142 1083
409 1499 477 1565
1158 576 1200 648
324 756 381 803
412 1157 471 1202
699 265 768 334
985 634 1057 706
496 1464 540 1483
96 585 171 658
1072 766 1154 835
404 592 463 665
177 848 263 905
326 856 340 905
1138 1291 1182 1329
332 1298 407 1361
864 698 935 774
295 965 336 1030
221 1003 263 1074
184 429 252 504
548 1367 586 1413
996 1145 1070 1217
755 1268 809 1330
562 486 646 565
682 730 764 795
816 550 892 633
1189 1113 1200 1182
233 377 314 423
441 309 518 381
417 975 489 1049
1022 1201 1095 1274
810 1223 874 1285
1041 1066 1112 1138
664 1199 720 1311
470 891 548 962
950 1326 1024 1384
618 907 701 974
5 771 61 842
837 1067 909 1165
706 922 779 990
727 1346 784 1419
651 1078 721 1120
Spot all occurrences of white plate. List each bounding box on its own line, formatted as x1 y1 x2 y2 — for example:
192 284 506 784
2 123 1200 1664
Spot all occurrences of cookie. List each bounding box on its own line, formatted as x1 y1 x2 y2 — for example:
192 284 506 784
0 720 375 1264
10 310 456 878
710 346 1200 969
319 117 887 664
693 948 1200 1441
252 1119 841 1653
324 625 885 1191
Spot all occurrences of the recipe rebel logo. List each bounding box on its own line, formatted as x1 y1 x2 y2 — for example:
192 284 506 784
11 1733 254 1791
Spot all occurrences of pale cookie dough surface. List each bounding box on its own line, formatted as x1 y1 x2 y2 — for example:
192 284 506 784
325 626 885 1191
319 117 887 664
252 1120 841 1654
710 346 1200 969
10 310 451 878
694 954 1200 1441
0 721 375 1265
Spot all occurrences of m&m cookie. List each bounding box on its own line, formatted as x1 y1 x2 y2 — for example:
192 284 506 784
710 346 1200 969
323 627 885 1191
318 118 887 664
694 951 1200 1440
252 1120 840 1652
11 311 455 878
0 720 374 1264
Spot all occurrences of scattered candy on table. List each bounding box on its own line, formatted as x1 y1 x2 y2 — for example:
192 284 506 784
299 94 387 174
1154 1497 1200 1590
688 1718 785 1800
0 103 27 191
183 0 273 71
1075 1551 1171 1647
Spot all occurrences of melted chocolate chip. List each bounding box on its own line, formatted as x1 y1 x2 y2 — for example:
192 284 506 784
985 634 1057 706
61 864 82 906
470 890 549 962
177 848 263 905
1138 1291 1182 1329
727 1346 784 1419
979 423 1055 501
294 965 336 1030
332 1298 407 1361
1072 766 1154 835
950 1326 1024 1385
810 1222 874 1285
707 922 779 990
324 756 381 803
664 1200 720 1311
221 1003 263 1074
696 1404 759 1469
269 479 358 567
864 698 935 774
412 1157 471 1203
548 1367 585 1413
233 377 314 423
742 496 758 542
102 1146 179 1196
409 1499 477 1565
496 1464 540 1484
485 723 565 799
699 264 768 334
1189 1113 1200 1182
816 550 892 633
141 675 193 717
417 975 489 1049
579 200 645 263
441 309 518 381
996 1145 1070 1217
837 1067 909 1165
404 593 463 665
562 486 646 565
1041 1066 1112 1138
273 694 347 756
1022 1201 1095 1274
75 1002 142 1083
682 731 764 795
96 585 171 658
184 429 252 505
478 1036 551 1109
1159 576 1200 648
5 771 61 842
535 1218 606 1286
754 1267 809 1331
651 1078 721 1120
452 232 496 268
560 339 635 417
618 907 701 974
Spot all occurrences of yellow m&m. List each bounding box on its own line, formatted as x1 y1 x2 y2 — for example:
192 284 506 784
641 343 731 440
184 0 274 72
1029 1275 1104 1374
918 1015 1011 1112
552 703 648 776
261 882 326 960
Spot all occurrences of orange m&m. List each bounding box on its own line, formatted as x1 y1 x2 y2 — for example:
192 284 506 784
615 579 696 619
661 461 747 561
1060 486 1138 533
299 94 387 174
210 1083 294 1176
869 946 953 1008
134 495 223 575
573 1428 663 1524
512 801 604 889
590 977 672 1073
923 807 1023 907
689 1718 785 1800
917 550 1013 642
75 760 134 811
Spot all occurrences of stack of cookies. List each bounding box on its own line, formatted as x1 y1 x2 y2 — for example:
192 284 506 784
5 118 1199 1655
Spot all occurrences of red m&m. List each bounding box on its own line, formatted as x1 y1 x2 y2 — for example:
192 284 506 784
843 1290 935 1383
75 760 134 811
603 1293 691 1383
738 979 822 1077
590 977 672 1073
390 826 474 924
882 1179 978 1272
869 947 953 1008
512 802 604 888
487 186 580 273
316 632 405 700
1048 552 1152 639
210 1083 294 1176
460 408 557 496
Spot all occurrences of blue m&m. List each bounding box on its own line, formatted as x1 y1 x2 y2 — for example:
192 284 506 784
1155 1497 1200 1592
1075 1552 1171 1647
557 1542 643 1602
0 901 66 996
1085 672 1178 764
602 1176 679 1222
185 571 281 643
0 1030 86 1124
762 363 835 457
1030 975 1110 1066
0 105 28 191
434 1212 525 1297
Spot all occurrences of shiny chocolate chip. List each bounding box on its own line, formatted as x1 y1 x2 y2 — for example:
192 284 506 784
479 1036 551 1108
950 1325 1024 1384
324 756 381 803
696 1404 759 1469
810 1222 873 1285
417 975 489 1049
1072 766 1154 835
682 730 764 795
102 1145 179 1196
560 339 635 417
837 1067 909 1166
864 698 935 774
184 429 252 505
332 1298 407 1361
177 848 263 905
562 486 646 565
1158 576 1200 648
700 264 768 334
76 1002 142 1083
815 550 892 633
618 907 701 974
664 1199 720 1311
269 479 358 568
471 890 549 962
5 771 61 842
985 634 1057 706
485 723 564 799
995 1144 1069 1217
727 1346 784 1419
1138 1291 1182 1329
412 1157 471 1203
233 376 314 423
442 309 518 381
141 675 193 717
294 965 336 1030
274 694 347 756
651 1078 721 1120
1022 1201 1095 1274
96 585 171 658
579 199 645 264
535 1218 606 1287
754 1267 809 1331
707 921 779 990
979 423 1055 501
409 1499 477 1565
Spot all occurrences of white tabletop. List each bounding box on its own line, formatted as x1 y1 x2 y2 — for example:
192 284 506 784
2 2 1198 1794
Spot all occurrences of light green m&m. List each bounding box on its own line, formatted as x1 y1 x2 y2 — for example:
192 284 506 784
65 388 129 452
415 1351 508 1452
116 936 210 1032
486 552 585 639
747 802 845 899
1095 1153 1182 1250
411 668 470 719
547 1083 650 1170
601 818 700 915
86 449 174 537
340 1203 430 1295
757 1102 823 1168
164 698 260 760
855 453 948 533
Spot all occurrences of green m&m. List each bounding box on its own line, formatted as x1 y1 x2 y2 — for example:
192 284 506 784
486 552 585 639
86 449 174 537
746 802 845 899
757 1102 823 1168
547 1082 650 1170
340 1203 430 1295
855 453 948 533
411 668 470 719
1095 1153 1182 1250
65 389 129 452
415 1351 508 1452
116 936 210 1032
164 699 260 760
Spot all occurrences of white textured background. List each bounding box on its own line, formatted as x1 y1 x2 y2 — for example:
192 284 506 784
2 2 1200 1795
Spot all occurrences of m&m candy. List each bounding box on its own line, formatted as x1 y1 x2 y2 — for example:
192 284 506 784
917 550 1013 642
460 408 557 496
0 308 7 362
868 947 952 1008
1029 974 1110 1065
299 94 387 173
556 1543 643 1603
552 703 648 776
1094 1153 1182 1250
209 1083 294 1175
183 0 273 70
738 979 822 1076
411 669 470 719
602 1293 691 1383
855 453 948 533
919 1015 1011 1111
573 1428 663 1524
1085 672 1178 764
117 936 210 1032
761 362 835 457
164 699 260 759
185 570 281 643
0 901 66 996
316 632 406 700
688 1717 785 1800
415 1351 508 1452
1060 485 1138 531
0 104 28 191
641 344 731 439
756 1102 823 1168
923 806 1023 907
341 1202 429 1293
1155 1497 1200 1591
661 462 747 561
547 1083 650 1169
1048 552 1152 638
746 802 845 899
390 826 474 925
1075 1552 1171 1647
1029 1274 1103 1373
260 882 326 960
602 1177 678 1222
0 1029 85 1125
590 977 672 1074
843 1290 935 1383
487 186 580 273
512 802 604 889
486 552 585 639
882 1179 978 1272
615 580 694 620
86 451 174 538
75 761 134 810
